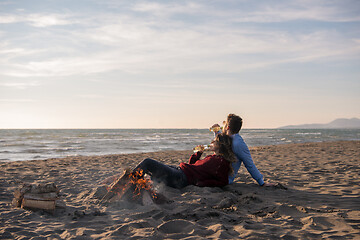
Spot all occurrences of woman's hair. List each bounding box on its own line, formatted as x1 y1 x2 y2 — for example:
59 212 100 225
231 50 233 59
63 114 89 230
215 133 236 174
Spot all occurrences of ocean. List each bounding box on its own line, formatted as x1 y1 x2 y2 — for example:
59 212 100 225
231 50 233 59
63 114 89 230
1 129 359 162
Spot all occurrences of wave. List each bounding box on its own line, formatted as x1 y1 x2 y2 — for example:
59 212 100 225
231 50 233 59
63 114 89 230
1 129 359 162
295 132 322 135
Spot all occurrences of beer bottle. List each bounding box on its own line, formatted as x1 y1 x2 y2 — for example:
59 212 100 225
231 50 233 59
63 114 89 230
193 145 210 152
209 126 223 132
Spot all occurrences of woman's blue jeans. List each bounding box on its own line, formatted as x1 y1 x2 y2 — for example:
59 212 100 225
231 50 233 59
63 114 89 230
133 158 188 189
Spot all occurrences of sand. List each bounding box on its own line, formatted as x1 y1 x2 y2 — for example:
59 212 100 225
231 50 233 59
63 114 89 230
0 141 359 239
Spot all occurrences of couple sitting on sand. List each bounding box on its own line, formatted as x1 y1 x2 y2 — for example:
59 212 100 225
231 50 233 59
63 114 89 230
131 113 273 188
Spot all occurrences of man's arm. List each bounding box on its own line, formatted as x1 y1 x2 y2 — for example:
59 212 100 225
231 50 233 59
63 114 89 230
233 141 264 186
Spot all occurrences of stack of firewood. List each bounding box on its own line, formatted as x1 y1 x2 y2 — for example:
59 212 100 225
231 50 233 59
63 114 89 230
12 182 66 211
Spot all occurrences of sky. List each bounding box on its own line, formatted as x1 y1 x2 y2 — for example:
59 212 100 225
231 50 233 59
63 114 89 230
0 0 359 129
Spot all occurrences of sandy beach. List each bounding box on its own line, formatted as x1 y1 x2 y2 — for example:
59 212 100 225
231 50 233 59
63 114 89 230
1 141 359 239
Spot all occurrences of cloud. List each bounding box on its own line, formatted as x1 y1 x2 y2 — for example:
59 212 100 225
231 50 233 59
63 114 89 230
231 1 360 23
0 43 44 59
0 81 40 89
132 2 203 17
131 0 360 23
0 48 29 54
26 14 72 27
0 1 359 78
76 94 108 99
0 99 36 102
0 15 18 24
2 26 359 78
68 19 360 73
1 57 116 77
0 13 73 27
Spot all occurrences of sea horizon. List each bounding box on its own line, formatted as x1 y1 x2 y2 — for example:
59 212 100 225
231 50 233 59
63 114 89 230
1 128 359 162
2 127 360 130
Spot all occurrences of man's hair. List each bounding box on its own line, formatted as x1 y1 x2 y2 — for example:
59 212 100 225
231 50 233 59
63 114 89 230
227 113 243 134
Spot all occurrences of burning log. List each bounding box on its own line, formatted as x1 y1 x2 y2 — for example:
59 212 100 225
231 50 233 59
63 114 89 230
12 183 65 212
100 168 133 203
100 169 166 205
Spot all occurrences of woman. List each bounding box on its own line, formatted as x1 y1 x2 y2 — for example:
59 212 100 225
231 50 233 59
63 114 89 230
132 133 236 188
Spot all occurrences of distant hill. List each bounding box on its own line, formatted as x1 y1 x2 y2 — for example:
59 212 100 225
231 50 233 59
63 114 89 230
279 118 360 129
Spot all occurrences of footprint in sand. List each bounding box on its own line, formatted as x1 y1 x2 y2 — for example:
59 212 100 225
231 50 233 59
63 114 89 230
157 219 195 234
300 215 355 233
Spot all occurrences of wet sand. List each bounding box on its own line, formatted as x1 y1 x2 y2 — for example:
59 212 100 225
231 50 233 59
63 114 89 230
1 141 359 239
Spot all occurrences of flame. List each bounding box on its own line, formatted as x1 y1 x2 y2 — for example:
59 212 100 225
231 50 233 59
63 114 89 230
131 170 158 200
107 169 158 201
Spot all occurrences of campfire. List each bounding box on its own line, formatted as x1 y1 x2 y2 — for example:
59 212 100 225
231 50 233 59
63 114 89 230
100 169 165 205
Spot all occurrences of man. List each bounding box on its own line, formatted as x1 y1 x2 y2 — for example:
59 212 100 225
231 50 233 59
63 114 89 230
212 113 273 186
